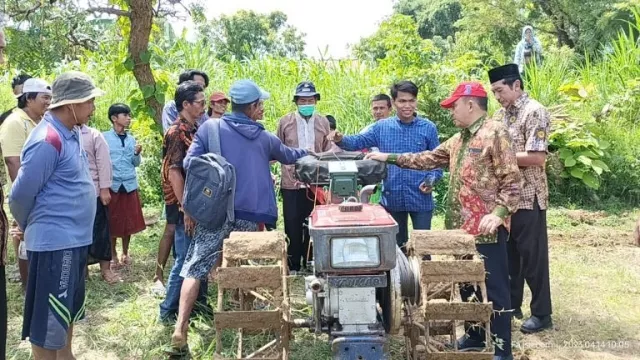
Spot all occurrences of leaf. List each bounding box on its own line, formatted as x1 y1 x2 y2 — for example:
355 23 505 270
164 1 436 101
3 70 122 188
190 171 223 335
123 56 134 71
570 168 584 179
582 173 600 189
578 87 589 98
577 155 592 166
560 170 571 179
599 140 611 150
592 160 610 172
155 91 165 104
559 148 573 160
140 50 152 64
141 85 155 99
564 157 577 167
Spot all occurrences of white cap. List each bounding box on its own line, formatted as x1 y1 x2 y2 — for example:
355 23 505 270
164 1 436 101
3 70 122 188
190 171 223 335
16 78 52 98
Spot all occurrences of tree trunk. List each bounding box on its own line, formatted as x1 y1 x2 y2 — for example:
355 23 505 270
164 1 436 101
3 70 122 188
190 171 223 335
535 0 576 48
128 0 163 127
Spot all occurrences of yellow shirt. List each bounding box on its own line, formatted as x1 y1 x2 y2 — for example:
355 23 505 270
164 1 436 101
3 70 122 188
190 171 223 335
0 108 38 188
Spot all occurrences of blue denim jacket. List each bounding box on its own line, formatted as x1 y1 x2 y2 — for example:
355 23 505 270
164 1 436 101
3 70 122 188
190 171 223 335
103 128 141 192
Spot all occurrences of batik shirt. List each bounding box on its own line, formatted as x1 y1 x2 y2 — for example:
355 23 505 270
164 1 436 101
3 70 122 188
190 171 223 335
390 117 521 244
162 116 197 206
493 93 550 210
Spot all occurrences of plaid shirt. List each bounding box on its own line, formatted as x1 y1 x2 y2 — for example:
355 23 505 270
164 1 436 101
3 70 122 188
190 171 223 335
337 116 443 212
394 117 521 244
493 93 550 210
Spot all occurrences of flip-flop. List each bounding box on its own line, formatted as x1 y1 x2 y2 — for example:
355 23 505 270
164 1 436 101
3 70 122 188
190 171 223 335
164 344 190 359
151 280 166 298
102 271 123 285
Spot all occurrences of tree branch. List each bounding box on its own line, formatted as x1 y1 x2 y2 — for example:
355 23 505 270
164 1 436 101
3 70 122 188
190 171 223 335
86 7 130 17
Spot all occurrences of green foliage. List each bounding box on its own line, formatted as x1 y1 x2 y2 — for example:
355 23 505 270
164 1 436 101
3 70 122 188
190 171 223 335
196 10 306 61
393 0 462 39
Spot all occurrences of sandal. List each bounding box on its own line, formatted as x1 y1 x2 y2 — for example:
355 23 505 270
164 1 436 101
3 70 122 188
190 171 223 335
151 280 166 298
110 260 123 271
121 255 132 267
164 344 190 359
102 270 123 285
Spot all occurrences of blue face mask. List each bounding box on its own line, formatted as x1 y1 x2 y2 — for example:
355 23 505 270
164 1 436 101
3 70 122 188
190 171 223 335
298 104 315 117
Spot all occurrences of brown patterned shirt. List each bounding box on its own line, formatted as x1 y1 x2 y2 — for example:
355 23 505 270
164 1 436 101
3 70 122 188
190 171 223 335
391 117 521 244
161 117 197 206
493 93 550 210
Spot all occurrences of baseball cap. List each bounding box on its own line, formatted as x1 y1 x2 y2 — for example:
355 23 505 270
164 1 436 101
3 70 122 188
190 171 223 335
293 81 320 100
228 79 270 105
210 91 230 103
15 78 52 98
440 82 488 109
49 71 105 110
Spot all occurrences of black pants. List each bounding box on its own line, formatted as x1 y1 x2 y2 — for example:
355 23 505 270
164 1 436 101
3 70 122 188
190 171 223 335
282 189 315 271
509 199 552 317
460 228 511 357
1 265 7 360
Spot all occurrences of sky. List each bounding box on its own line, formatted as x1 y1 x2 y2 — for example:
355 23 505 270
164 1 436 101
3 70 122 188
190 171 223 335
173 0 395 58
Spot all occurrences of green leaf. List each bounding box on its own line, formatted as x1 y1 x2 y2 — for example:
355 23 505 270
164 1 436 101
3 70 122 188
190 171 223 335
155 91 165 104
582 173 600 189
147 107 157 119
564 157 577 167
560 170 571 179
592 160 610 172
559 148 573 160
140 50 152 64
577 155 592 166
123 56 134 71
599 140 611 150
141 85 155 99
570 168 584 179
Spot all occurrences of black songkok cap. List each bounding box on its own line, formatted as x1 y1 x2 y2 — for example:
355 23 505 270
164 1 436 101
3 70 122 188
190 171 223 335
488 64 520 84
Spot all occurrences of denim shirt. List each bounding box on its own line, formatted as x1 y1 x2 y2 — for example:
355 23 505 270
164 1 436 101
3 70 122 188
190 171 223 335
103 128 141 193
9 112 96 252
337 116 443 213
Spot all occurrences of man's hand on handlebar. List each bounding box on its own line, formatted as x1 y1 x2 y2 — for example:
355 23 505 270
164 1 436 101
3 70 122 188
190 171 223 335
364 152 389 162
327 130 343 143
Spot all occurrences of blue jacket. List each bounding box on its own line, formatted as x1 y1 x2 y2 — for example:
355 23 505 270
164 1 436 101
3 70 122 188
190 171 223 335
338 116 443 213
103 129 141 192
9 112 96 252
184 113 308 225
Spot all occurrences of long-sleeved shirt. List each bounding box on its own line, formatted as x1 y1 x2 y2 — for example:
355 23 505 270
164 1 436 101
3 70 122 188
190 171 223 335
185 113 307 225
103 128 141 193
81 125 112 195
9 112 96 252
162 100 208 133
276 112 333 189
390 116 521 244
336 116 443 213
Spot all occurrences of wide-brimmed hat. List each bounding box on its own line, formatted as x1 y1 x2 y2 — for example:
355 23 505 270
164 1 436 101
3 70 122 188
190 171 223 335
293 81 320 100
49 71 105 109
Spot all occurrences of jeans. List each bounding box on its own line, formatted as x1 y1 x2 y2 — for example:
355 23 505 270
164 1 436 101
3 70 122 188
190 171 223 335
159 222 208 322
388 210 433 250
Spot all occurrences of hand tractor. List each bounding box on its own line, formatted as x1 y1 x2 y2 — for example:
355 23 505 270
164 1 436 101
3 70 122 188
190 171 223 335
212 153 495 360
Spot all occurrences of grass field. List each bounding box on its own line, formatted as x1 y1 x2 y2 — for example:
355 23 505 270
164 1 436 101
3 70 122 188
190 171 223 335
4 206 640 360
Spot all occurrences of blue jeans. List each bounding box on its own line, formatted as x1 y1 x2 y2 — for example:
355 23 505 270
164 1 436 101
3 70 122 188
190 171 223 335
159 222 209 322
388 211 432 250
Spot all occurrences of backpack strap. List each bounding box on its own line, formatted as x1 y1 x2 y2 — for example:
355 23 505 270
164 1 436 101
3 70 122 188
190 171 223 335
207 118 222 155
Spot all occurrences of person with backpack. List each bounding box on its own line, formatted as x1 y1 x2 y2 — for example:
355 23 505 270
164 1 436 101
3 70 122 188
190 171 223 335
169 79 308 351
158 81 210 324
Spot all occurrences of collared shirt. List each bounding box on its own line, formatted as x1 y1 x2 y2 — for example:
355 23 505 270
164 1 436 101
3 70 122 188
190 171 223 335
9 112 96 252
295 112 316 150
162 100 208 133
493 93 550 210
162 116 197 206
337 116 443 213
80 125 112 195
277 112 333 190
0 108 38 188
393 117 521 244
103 128 141 193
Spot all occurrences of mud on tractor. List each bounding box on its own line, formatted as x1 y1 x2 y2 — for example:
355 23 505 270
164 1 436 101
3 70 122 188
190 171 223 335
213 153 494 360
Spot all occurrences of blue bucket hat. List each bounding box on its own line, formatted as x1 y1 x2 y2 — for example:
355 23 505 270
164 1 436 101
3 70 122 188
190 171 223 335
229 79 270 105
293 81 320 101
